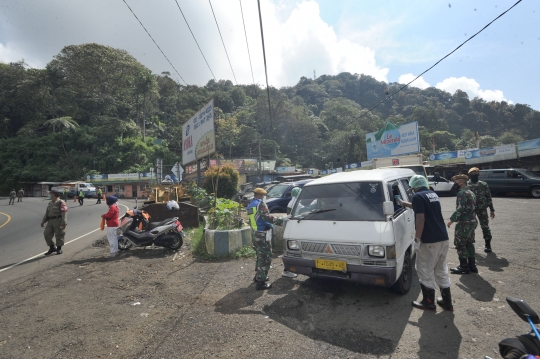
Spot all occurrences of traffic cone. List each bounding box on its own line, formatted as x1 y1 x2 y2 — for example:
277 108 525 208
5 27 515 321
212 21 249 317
74 196 77 202
102 194 105 200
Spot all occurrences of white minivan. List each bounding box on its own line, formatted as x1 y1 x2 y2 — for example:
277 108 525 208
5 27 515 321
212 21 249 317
282 168 416 294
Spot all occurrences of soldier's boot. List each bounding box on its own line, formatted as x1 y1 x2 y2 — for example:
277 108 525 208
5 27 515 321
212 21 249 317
44 245 56 256
468 257 478 273
255 281 272 290
56 246 63 255
484 239 492 253
450 258 470 274
412 284 436 311
437 287 454 311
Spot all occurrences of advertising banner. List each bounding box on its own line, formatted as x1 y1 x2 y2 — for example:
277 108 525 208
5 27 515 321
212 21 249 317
366 121 420 161
517 138 540 158
465 144 517 165
276 166 295 173
182 99 215 165
243 159 259 173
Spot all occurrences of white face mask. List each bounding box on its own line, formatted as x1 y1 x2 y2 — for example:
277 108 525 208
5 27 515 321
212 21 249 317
263 196 267 203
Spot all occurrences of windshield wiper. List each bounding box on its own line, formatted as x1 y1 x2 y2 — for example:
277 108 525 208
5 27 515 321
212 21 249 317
297 208 336 223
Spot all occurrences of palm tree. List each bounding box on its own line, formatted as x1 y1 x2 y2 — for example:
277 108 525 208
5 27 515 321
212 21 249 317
44 116 79 162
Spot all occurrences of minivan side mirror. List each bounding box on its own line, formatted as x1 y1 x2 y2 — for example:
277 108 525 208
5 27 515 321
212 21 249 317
383 201 394 216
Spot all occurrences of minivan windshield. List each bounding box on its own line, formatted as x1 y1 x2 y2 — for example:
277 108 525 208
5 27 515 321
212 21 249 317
291 182 385 221
518 169 540 179
266 184 290 198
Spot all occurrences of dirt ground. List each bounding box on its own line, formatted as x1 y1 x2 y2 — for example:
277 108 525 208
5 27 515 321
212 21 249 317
1 196 539 359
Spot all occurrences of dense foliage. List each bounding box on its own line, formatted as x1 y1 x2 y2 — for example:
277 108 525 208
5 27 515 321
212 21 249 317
1 42 539 193
202 165 240 199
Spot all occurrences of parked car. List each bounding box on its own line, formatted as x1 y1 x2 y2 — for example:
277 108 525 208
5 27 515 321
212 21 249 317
479 168 540 198
265 179 313 213
427 175 457 195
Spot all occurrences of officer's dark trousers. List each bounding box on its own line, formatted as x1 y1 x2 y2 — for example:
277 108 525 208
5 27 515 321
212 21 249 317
78 197 84 205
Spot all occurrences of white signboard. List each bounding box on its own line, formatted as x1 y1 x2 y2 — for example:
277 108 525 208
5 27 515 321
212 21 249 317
366 121 420 161
465 144 517 165
182 99 216 165
108 173 140 180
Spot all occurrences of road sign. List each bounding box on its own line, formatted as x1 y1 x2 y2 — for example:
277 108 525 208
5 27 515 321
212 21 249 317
171 162 184 182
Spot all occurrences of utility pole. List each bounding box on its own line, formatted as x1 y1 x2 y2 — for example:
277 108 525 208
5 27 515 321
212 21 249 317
313 69 316 80
258 134 262 175
431 137 435 153
475 131 480 149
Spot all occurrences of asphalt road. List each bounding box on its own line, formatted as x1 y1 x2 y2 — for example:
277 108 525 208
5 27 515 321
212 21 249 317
0 197 135 275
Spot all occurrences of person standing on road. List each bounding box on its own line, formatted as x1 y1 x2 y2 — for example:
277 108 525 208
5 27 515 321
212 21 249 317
62 187 68 200
78 189 84 206
8 189 16 205
17 188 24 202
41 189 68 255
247 188 284 290
286 187 301 215
467 167 495 253
447 174 478 274
102 196 120 257
400 175 453 311
96 187 102 204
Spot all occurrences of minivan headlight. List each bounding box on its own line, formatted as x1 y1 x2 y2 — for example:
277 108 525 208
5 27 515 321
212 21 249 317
368 245 385 257
288 240 300 250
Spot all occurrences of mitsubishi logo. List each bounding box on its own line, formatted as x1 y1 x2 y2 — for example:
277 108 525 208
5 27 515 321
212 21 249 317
324 245 333 254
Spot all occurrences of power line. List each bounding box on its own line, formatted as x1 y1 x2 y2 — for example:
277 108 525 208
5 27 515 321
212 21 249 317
257 0 273 129
174 0 216 81
346 0 522 127
208 0 238 85
121 0 187 85
239 0 255 84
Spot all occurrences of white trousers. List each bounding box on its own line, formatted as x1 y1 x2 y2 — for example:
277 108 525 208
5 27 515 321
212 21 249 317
415 240 451 289
107 227 118 254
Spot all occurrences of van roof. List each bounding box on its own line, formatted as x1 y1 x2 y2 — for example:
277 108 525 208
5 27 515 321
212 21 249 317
303 168 415 187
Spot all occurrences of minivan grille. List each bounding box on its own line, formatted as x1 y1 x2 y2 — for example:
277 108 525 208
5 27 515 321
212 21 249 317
300 242 362 256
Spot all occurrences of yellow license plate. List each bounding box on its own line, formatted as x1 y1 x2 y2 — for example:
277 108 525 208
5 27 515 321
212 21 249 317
315 259 347 272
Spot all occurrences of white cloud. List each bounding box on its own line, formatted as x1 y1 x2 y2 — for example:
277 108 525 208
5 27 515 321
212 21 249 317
0 42 31 65
435 76 512 103
397 73 430 89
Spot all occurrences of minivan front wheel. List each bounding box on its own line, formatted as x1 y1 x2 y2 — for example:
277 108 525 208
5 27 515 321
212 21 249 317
530 187 540 198
392 252 412 294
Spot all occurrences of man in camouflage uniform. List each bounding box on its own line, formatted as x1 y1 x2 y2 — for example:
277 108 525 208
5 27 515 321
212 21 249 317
447 174 478 274
41 189 68 255
467 167 495 253
8 189 16 205
17 188 24 202
247 188 283 290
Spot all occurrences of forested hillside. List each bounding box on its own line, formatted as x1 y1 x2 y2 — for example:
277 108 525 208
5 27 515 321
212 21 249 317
1 43 539 192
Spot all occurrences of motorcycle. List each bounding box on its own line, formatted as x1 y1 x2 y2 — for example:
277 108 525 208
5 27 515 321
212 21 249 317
117 207 185 251
487 297 540 359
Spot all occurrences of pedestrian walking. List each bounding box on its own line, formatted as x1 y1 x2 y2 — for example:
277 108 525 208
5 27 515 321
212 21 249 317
447 174 478 274
8 189 16 205
96 187 102 204
401 175 453 311
17 188 24 202
247 188 284 290
41 189 68 255
78 189 84 206
467 167 495 253
102 196 120 257
62 187 68 200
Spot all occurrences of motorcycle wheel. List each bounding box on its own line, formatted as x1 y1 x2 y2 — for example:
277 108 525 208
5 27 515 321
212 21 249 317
118 236 132 250
166 232 183 250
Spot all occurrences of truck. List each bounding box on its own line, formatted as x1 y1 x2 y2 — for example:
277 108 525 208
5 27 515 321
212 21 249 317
51 182 97 198
371 154 428 177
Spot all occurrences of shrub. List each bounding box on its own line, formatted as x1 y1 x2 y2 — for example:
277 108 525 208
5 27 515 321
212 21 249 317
207 198 244 230
202 165 239 199
186 182 213 209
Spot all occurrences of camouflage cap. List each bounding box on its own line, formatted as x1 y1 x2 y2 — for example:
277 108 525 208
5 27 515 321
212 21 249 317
452 174 468 181
468 167 480 174
253 188 267 195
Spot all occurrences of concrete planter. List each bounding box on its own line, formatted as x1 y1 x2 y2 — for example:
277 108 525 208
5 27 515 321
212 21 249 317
204 226 252 257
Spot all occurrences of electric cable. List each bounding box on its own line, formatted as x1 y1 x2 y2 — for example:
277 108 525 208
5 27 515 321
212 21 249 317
121 0 187 85
208 0 238 84
346 0 522 127
174 0 216 81
257 0 273 129
239 0 255 84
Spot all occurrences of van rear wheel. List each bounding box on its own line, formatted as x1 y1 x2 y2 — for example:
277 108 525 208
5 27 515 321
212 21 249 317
392 252 412 295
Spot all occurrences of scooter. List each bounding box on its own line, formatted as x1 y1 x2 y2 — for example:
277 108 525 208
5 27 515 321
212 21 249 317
117 207 185 251
487 297 540 359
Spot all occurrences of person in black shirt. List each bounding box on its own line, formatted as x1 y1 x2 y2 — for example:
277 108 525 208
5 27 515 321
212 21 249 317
401 175 453 311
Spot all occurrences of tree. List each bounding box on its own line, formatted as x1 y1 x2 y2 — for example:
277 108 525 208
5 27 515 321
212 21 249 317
43 116 79 162
203 165 239 199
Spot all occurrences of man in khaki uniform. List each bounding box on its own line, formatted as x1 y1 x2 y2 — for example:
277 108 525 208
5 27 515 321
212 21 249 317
41 190 68 255
17 188 24 202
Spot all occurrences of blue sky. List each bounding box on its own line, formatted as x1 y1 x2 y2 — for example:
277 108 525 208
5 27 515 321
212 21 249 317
0 0 538 109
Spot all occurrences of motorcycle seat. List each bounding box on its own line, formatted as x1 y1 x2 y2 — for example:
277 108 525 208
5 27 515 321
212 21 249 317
146 219 175 231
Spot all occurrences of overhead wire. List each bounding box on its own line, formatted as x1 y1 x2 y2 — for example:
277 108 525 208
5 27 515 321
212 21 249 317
257 0 273 129
239 0 255 84
174 0 216 81
208 0 238 85
121 0 187 85
345 0 522 127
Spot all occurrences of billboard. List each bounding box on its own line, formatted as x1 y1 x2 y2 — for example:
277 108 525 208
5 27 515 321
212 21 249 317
429 150 468 165
465 144 517 165
517 138 540 158
366 121 420 161
182 99 215 165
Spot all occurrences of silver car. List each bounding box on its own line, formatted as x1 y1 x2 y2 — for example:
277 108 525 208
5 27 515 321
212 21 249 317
428 175 457 196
